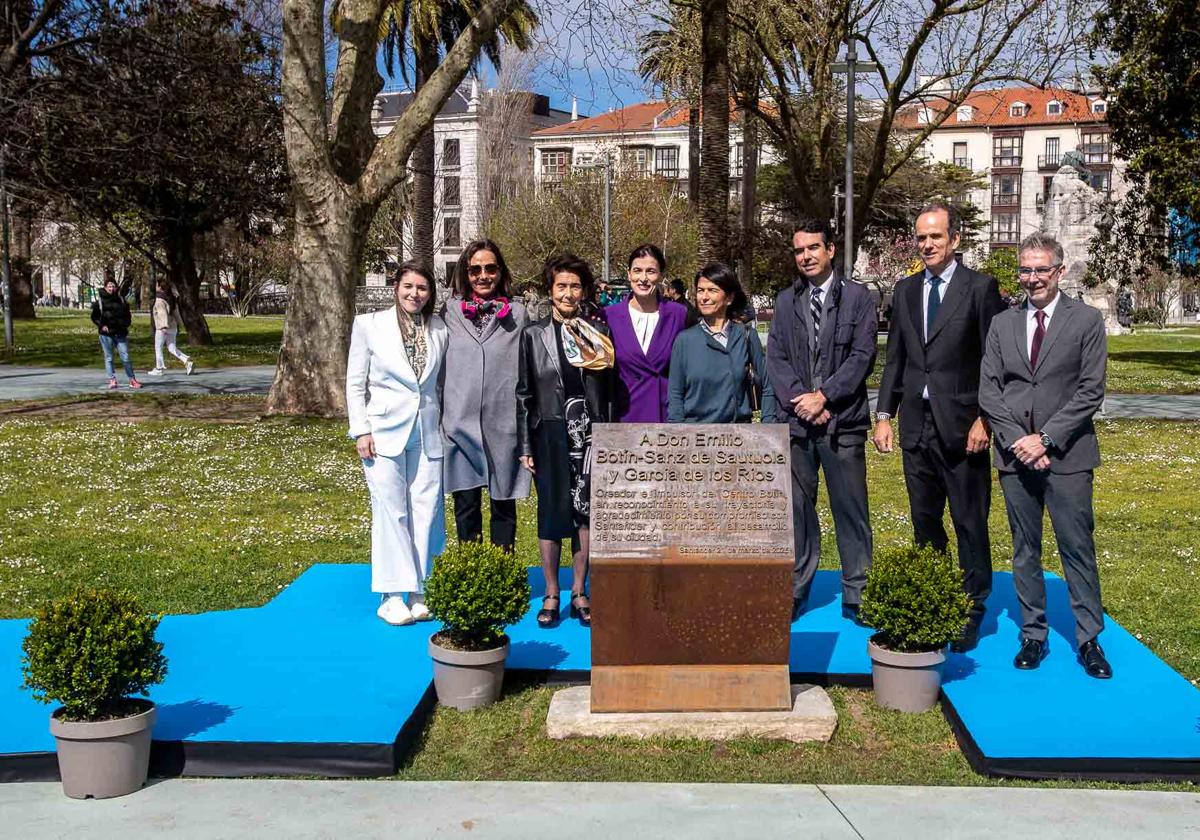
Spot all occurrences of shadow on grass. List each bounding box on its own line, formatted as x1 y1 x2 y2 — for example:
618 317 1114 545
1108 350 1200 377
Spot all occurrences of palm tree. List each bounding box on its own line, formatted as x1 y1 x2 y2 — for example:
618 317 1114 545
377 0 537 269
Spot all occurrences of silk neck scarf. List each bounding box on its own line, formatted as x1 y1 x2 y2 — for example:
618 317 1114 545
552 308 615 370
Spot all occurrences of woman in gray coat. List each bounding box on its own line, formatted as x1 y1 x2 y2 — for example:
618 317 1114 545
439 240 531 552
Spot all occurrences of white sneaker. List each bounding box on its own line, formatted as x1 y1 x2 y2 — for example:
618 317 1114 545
147 368 164 376
185 360 194 375
409 596 432 622
376 594 414 626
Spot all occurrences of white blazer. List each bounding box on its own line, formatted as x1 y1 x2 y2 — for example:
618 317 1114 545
346 307 448 458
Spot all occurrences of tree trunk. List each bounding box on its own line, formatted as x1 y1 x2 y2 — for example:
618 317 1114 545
9 198 35 318
687 104 700 209
266 194 366 417
410 34 439 270
739 105 759 292
698 0 730 265
163 229 213 345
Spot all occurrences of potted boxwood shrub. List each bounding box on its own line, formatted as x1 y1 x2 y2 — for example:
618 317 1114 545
860 545 971 713
424 541 531 711
21 588 168 799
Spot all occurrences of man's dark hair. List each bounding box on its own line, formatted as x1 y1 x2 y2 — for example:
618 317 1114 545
394 260 438 318
793 217 834 246
451 239 513 299
542 252 596 298
916 199 962 237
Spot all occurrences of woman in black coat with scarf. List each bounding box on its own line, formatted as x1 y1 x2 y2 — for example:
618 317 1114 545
516 253 615 628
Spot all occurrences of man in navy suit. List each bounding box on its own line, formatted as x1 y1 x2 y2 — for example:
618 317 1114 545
767 218 878 621
873 200 1006 652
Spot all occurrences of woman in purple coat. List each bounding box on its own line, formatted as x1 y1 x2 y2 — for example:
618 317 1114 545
603 244 690 422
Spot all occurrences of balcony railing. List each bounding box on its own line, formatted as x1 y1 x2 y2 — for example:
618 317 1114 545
656 167 681 179
991 193 1021 207
1038 154 1061 169
993 154 1022 168
990 228 1019 244
951 157 972 169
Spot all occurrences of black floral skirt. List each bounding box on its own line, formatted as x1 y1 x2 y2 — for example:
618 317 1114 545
532 397 592 541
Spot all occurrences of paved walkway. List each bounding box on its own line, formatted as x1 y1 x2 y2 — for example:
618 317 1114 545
0 365 276 400
3 366 1200 420
3 780 1197 838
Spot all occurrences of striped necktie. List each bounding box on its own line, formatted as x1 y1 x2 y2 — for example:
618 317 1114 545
811 286 823 338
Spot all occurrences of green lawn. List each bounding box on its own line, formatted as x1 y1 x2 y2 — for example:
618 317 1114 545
0 413 1196 789
3 310 283 368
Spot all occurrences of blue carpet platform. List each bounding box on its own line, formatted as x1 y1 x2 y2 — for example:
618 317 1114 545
2 566 1198 783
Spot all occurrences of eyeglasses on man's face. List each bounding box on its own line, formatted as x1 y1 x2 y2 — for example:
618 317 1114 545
467 263 500 278
1016 265 1062 279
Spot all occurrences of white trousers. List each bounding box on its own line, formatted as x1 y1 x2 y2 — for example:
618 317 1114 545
363 429 445 594
155 328 191 369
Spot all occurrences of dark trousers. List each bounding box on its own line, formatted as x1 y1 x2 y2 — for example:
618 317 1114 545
902 404 993 622
999 469 1104 647
452 488 517 552
791 433 872 605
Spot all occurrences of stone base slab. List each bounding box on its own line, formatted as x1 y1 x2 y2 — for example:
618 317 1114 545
545 684 836 743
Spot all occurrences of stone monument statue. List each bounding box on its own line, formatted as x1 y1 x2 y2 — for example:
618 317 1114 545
1040 152 1125 334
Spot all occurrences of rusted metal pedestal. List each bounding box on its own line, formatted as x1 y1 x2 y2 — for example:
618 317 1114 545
589 424 794 713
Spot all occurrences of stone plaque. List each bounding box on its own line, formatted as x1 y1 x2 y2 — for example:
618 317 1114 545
589 424 794 713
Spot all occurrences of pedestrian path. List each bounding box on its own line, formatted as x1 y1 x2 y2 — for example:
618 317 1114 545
2 779 1197 839
0 365 276 400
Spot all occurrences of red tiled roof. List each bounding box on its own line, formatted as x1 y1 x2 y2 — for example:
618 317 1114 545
896 86 1107 131
533 101 684 137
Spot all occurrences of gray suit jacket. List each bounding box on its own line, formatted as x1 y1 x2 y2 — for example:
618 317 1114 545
979 294 1106 474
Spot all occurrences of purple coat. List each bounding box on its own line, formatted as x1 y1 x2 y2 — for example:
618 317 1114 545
604 299 689 422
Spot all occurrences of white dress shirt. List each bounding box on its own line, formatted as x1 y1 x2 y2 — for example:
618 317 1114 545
1026 290 1061 359
921 259 958 399
630 306 660 354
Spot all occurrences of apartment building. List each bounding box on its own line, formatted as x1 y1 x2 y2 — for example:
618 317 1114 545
901 86 1124 258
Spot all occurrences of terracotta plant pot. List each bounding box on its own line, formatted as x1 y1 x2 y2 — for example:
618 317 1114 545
429 635 509 711
867 638 946 713
49 701 156 799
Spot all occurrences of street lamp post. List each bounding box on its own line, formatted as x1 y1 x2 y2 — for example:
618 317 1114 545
832 36 880 281
1 148 12 356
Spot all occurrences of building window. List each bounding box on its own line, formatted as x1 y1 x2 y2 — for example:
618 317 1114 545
956 105 973 122
654 146 680 178
621 145 652 176
952 142 970 168
992 173 1021 206
731 143 744 178
1089 170 1111 193
576 151 595 167
1092 100 1107 114
445 261 458 284
443 217 460 248
540 149 572 181
443 138 461 168
443 175 460 208
1046 100 1062 116
1009 102 1027 118
991 213 1020 243
1041 137 1060 169
993 136 1022 168
1081 131 1111 164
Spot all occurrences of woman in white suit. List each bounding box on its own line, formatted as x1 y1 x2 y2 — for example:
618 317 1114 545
346 262 448 625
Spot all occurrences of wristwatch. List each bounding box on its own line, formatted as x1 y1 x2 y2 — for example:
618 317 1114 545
1039 432 1054 450
875 412 891 421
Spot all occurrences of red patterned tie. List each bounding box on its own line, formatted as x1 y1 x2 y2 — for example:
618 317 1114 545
1030 310 1046 368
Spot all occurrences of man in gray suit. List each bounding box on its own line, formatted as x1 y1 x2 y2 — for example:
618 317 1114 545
979 232 1111 678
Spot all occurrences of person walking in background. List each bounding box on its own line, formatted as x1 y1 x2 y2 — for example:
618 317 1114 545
668 262 777 424
147 280 194 377
605 244 689 423
90 278 141 391
873 200 1006 653
767 218 877 622
517 253 615 628
979 234 1112 678
347 262 449 626
440 240 530 554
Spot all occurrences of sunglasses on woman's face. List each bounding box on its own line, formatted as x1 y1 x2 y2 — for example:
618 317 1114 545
467 263 500 278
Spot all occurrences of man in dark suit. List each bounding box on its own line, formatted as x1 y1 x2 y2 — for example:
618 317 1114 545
979 233 1111 678
767 218 878 621
873 200 1006 651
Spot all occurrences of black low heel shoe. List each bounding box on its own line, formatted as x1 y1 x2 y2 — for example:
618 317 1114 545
536 594 560 628
569 593 592 627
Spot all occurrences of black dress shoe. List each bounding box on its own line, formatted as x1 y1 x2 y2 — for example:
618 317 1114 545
950 622 979 653
841 603 866 626
1013 638 1048 669
1079 640 1113 679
